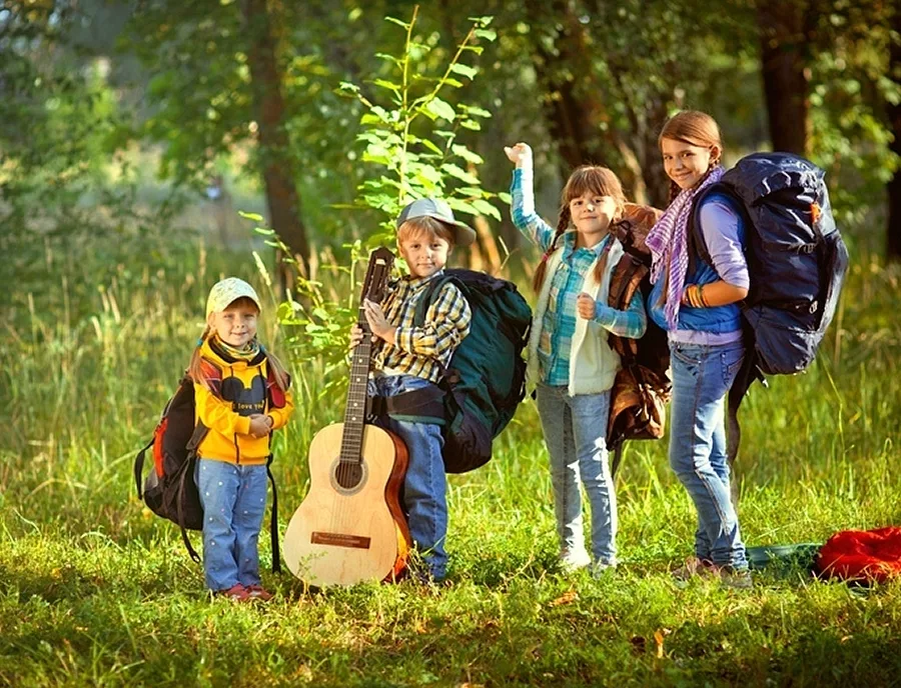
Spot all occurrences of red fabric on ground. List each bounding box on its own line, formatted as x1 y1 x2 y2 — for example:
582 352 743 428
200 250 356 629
816 526 901 584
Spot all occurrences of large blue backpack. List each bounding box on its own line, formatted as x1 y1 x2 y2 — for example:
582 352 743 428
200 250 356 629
690 153 849 459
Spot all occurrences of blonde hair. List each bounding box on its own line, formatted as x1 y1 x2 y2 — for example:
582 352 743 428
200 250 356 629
397 216 456 247
188 296 291 393
532 165 627 293
659 110 724 202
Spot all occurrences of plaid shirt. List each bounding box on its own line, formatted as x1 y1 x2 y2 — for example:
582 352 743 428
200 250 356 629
511 167 646 385
372 271 472 384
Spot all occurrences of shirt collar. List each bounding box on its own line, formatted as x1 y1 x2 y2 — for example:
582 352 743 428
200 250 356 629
563 231 611 256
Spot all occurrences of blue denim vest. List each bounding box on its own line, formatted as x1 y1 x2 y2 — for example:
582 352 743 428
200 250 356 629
648 192 746 334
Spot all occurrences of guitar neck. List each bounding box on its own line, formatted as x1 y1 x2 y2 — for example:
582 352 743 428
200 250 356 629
341 315 374 464
340 247 394 465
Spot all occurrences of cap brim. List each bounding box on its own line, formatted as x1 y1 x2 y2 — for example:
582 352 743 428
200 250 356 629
450 221 477 247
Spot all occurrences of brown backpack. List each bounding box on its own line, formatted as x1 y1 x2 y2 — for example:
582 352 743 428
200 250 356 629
605 203 671 475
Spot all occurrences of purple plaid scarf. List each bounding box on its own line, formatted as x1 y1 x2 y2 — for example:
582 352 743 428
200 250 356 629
645 166 725 329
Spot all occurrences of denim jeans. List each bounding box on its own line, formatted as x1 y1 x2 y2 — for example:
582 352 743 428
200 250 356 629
535 384 617 565
668 340 749 570
368 374 448 580
195 458 268 591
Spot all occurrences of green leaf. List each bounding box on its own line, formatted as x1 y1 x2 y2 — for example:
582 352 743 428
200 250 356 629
462 105 491 118
375 52 402 66
451 144 484 165
442 163 479 185
472 198 501 220
240 212 265 222
498 192 512 205
459 119 481 131
474 28 497 41
372 78 401 93
421 138 444 155
424 97 455 122
449 64 477 80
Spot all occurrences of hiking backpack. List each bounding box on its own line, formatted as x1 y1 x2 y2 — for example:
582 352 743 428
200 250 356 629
370 270 532 473
605 203 671 475
689 152 849 460
133 364 283 571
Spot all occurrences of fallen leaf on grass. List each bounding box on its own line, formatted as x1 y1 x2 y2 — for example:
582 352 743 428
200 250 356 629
549 590 578 607
654 628 672 659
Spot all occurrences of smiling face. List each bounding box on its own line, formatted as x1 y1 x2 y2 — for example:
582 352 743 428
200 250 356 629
561 166 625 248
208 297 259 348
397 218 455 279
661 137 719 190
569 191 619 238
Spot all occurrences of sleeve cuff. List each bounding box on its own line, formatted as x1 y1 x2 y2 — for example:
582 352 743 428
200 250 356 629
236 416 252 436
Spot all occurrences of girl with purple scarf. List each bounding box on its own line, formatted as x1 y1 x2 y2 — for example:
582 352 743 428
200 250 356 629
645 111 752 589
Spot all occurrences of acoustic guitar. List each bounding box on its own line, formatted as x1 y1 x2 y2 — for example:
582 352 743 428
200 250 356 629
283 247 411 586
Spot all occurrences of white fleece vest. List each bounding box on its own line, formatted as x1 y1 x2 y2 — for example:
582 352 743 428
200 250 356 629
526 236 624 396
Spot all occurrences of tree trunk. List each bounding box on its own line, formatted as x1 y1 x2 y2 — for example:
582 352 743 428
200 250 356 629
757 0 812 155
522 0 645 201
242 0 310 277
887 6 901 261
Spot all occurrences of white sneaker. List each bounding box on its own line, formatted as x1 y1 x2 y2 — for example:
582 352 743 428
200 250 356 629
558 547 591 572
590 560 616 579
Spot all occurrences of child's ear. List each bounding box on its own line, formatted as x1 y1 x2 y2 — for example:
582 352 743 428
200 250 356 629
207 313 216 328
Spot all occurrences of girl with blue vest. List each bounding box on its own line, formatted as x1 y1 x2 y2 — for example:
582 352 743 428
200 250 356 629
505 142 647 576
645 110 752 588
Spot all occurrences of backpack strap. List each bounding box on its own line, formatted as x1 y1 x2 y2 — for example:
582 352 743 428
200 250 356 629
368 384 446 425
412 274 459 328
133 438 154 499
266 451 281 574
175 422 210 564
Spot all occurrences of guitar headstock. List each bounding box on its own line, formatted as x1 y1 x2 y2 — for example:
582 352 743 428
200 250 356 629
359 247 395 322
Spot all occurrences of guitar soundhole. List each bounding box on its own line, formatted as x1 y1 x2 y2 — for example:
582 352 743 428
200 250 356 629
333 459 365 492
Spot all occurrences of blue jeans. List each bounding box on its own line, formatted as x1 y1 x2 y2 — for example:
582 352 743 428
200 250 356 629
668 341 748 570
195 459 268 591
536 384 617 565
368 374 448 580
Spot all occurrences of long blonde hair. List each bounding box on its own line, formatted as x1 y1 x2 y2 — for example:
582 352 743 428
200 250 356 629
188 297 291 393
658 110 724 203
532 165 627 293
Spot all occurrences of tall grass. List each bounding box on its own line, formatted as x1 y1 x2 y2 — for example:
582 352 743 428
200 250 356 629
2 230 901 686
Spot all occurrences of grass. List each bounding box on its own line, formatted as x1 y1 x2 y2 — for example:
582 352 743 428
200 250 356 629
2 230 901 686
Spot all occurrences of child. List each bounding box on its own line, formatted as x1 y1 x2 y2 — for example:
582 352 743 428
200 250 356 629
350 198 474 583
189 277 295 601
645 110 751 588
504 142 647 576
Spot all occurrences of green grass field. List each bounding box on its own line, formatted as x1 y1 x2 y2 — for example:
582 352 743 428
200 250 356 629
3 232 901 687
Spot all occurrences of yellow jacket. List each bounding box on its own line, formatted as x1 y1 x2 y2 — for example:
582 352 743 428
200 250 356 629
194 338 295 465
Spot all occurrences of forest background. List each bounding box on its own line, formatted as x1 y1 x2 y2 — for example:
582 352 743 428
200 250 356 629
2 0 901 686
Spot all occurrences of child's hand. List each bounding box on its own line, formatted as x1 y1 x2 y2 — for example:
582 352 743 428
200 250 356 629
249 414 273 438
504 142 532 168
363 299 396 344
576 292 597 320
349 323 369 349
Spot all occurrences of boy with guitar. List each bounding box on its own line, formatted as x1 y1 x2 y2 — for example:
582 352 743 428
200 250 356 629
350 198 475 583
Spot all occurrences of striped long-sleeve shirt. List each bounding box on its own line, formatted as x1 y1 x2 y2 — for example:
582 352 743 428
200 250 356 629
511 166 647 385
372 271 472 384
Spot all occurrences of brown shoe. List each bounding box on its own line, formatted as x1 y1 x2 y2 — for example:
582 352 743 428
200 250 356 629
671 557 718 581
245 584 274 601
217 583 250 601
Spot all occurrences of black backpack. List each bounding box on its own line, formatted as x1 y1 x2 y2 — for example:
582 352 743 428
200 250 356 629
370 270 532 473
133 367 282 571
689 152 849 460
